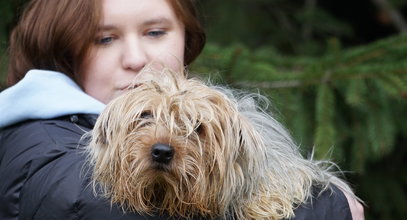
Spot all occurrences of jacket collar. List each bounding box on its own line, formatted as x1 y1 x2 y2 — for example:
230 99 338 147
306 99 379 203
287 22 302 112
0 70 105 128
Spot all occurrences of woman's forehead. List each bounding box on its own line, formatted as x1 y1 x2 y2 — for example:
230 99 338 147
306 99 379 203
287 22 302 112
100 0 180 25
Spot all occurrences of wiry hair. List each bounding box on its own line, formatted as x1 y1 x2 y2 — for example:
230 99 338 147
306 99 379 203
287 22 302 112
86 69 356 219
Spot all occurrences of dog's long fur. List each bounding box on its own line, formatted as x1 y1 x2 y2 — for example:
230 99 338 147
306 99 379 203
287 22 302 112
86 70 355 219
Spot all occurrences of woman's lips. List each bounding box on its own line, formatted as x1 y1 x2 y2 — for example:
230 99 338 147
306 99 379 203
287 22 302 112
120 83 140 91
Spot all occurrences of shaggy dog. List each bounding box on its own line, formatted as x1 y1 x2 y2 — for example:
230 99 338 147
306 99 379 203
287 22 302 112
86 70 355 219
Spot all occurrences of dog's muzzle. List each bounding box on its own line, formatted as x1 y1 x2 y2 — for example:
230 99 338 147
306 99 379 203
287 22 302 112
151 143 174 164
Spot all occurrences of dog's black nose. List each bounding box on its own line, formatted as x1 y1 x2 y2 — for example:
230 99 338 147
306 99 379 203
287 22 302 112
151 144 174 164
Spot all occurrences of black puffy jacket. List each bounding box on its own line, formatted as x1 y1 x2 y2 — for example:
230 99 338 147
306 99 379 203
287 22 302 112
0 114 155 220
0 114 352 220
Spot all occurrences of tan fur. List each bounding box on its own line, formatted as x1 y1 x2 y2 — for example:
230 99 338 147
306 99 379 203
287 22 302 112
86 69 356 219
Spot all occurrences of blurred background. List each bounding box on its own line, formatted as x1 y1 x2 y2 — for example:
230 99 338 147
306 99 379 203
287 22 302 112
1 0 406 219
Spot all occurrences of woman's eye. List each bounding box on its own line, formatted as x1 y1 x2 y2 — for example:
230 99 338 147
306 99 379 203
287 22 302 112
146 30 166 38
95 36 114 45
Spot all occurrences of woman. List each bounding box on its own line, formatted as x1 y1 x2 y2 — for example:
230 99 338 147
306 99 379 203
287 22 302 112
0 0 363 219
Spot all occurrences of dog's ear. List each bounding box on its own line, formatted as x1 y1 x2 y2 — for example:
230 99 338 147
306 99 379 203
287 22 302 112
92 101 121 149
210 109 267 213
93 114 110 146
236 113 266 173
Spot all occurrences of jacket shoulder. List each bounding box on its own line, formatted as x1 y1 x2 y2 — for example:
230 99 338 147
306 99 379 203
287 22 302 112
0 117 175 220
0 118 87 219
288 185 352 220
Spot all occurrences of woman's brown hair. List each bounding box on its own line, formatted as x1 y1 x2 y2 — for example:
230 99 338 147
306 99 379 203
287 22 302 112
168 0 206 65
7 0 101 86
7 0 206 86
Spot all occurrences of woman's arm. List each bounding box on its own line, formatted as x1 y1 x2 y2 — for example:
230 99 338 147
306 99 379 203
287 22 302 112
342 190 365 220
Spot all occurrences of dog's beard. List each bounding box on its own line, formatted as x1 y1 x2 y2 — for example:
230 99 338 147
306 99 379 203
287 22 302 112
96 124 218 218
89 104 270 218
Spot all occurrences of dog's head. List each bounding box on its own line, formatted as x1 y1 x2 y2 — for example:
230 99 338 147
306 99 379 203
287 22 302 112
88 70 268 218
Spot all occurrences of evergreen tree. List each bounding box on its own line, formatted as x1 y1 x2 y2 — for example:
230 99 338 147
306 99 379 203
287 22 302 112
191 34 407 220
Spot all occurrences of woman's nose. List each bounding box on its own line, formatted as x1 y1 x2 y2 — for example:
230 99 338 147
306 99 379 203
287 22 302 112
121 40 148 72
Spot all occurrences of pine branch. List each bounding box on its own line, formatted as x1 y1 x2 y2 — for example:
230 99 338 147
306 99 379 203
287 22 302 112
314 84 336 159
232 70 407 90
225 48 242 84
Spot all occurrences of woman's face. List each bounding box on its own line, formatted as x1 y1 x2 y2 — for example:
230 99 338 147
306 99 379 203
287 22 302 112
77 0 185 104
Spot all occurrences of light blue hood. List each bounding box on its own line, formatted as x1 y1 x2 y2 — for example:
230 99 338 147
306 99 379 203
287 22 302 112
0 70 105 128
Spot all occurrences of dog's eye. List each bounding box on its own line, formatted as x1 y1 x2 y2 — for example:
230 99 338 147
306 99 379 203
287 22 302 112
195 123 204 134
140 111 153 119
135 111 154 128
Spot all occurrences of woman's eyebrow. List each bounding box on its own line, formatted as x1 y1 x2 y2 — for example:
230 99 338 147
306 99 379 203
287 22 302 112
141 17 173 26
97 17 173 31
97 25 117 31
